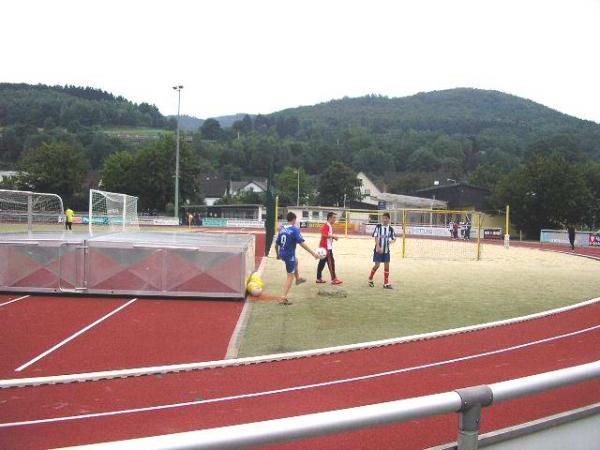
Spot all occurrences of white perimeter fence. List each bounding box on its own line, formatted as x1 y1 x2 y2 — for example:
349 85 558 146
540 229 600 247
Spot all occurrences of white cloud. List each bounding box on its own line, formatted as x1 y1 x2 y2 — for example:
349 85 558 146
2 0 599 122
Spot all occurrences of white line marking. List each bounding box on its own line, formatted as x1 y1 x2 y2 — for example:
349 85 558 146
541 249 600 261
225 299 252 360
0 295 30 307
225 258 266 359
1 324 598 429
2 296 599 388
14 298 137 372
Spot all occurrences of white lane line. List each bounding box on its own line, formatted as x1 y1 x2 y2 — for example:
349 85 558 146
1 324 597 429
0 295 30 307
541 249 600 261
14 298 138 372
3 297 599 389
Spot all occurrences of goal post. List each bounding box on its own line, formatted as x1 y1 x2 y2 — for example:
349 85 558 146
0 189 65 233
504 204 510 249
397 209 482 260
342 207 483 260
88 189 140 235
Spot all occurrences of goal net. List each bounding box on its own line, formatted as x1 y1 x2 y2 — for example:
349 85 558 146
0 189 65 233
89 189 140 235
401 209 481 260
344 208 482 260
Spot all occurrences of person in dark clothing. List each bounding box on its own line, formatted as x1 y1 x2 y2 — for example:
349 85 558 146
567 224 576 251
464 220 472 240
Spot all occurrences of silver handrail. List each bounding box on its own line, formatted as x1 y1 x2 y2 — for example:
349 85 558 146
61 360 600 450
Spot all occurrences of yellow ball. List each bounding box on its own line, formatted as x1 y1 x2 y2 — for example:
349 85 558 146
249 273 265 288
246 281 263 297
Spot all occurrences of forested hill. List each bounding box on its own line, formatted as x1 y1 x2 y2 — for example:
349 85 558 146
0 83 174 129
168 114 255 130
1 84 599 230
273 89 600 150
246 88 600 192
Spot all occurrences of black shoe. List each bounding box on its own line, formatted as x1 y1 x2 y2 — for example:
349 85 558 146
368 280 374 287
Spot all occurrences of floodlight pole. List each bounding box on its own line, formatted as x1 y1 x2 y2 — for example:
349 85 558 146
173 85 183 220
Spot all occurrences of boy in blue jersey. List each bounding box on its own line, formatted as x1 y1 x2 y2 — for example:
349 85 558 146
275 212 319 305
368 212 396 289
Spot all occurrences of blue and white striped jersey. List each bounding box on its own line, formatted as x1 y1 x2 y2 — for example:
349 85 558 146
373 224 395 254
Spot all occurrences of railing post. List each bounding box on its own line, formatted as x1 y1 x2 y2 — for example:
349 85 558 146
455 385 493 450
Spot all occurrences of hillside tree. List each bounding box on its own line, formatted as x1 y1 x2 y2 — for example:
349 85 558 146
318 162 362 206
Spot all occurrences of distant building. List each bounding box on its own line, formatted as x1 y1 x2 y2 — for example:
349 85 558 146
357 172 382 206
0 171 19 184
229 179 268 196
415 182 491 210
200 174 228 206
357 172 447 209
182 204 265 221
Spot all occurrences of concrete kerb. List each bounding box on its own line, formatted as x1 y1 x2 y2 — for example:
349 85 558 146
224 256 268 359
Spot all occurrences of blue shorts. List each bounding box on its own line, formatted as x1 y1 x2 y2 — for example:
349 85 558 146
373 251 390 263
282 255 297 274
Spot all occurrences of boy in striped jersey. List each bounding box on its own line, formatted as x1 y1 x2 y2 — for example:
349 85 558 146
368 212 395 289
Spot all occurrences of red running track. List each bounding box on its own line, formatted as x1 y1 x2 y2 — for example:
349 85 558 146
1 301 598 449
0 295 244 378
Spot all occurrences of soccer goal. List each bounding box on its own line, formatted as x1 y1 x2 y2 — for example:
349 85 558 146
401 209 482 260
343 208 483 260
88 189 140 235
0 189 65 233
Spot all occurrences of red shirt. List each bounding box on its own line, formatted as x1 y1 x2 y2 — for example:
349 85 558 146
319 223 333 250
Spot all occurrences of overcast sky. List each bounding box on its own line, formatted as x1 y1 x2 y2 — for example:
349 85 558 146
3 0 599 122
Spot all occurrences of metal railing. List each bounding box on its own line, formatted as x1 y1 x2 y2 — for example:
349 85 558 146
64 361 600 450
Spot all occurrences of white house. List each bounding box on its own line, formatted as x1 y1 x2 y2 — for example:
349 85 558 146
356 172 447 209
229 180 268 196
0 171 19 184
200 174 228 206
357 171 381 206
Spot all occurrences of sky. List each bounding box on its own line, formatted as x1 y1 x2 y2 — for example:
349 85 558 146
2 0 600 123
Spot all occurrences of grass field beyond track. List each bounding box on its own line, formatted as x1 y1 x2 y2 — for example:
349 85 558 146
239 235 600 357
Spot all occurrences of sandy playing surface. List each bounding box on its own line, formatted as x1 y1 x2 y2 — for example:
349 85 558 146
239 235 599 357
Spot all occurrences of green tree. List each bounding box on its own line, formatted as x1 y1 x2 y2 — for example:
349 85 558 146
18 142 89 208
100 135 205 212
134 135 205 211
494 153 593 237
100 151 137 195
200 118 223 140
275 167 311 206
582 161 600 228
87 133 126 169
317 161 362 206
407 147 440 171
351 147 394 175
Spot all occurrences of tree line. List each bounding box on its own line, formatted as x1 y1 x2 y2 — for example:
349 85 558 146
1 85 599 236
